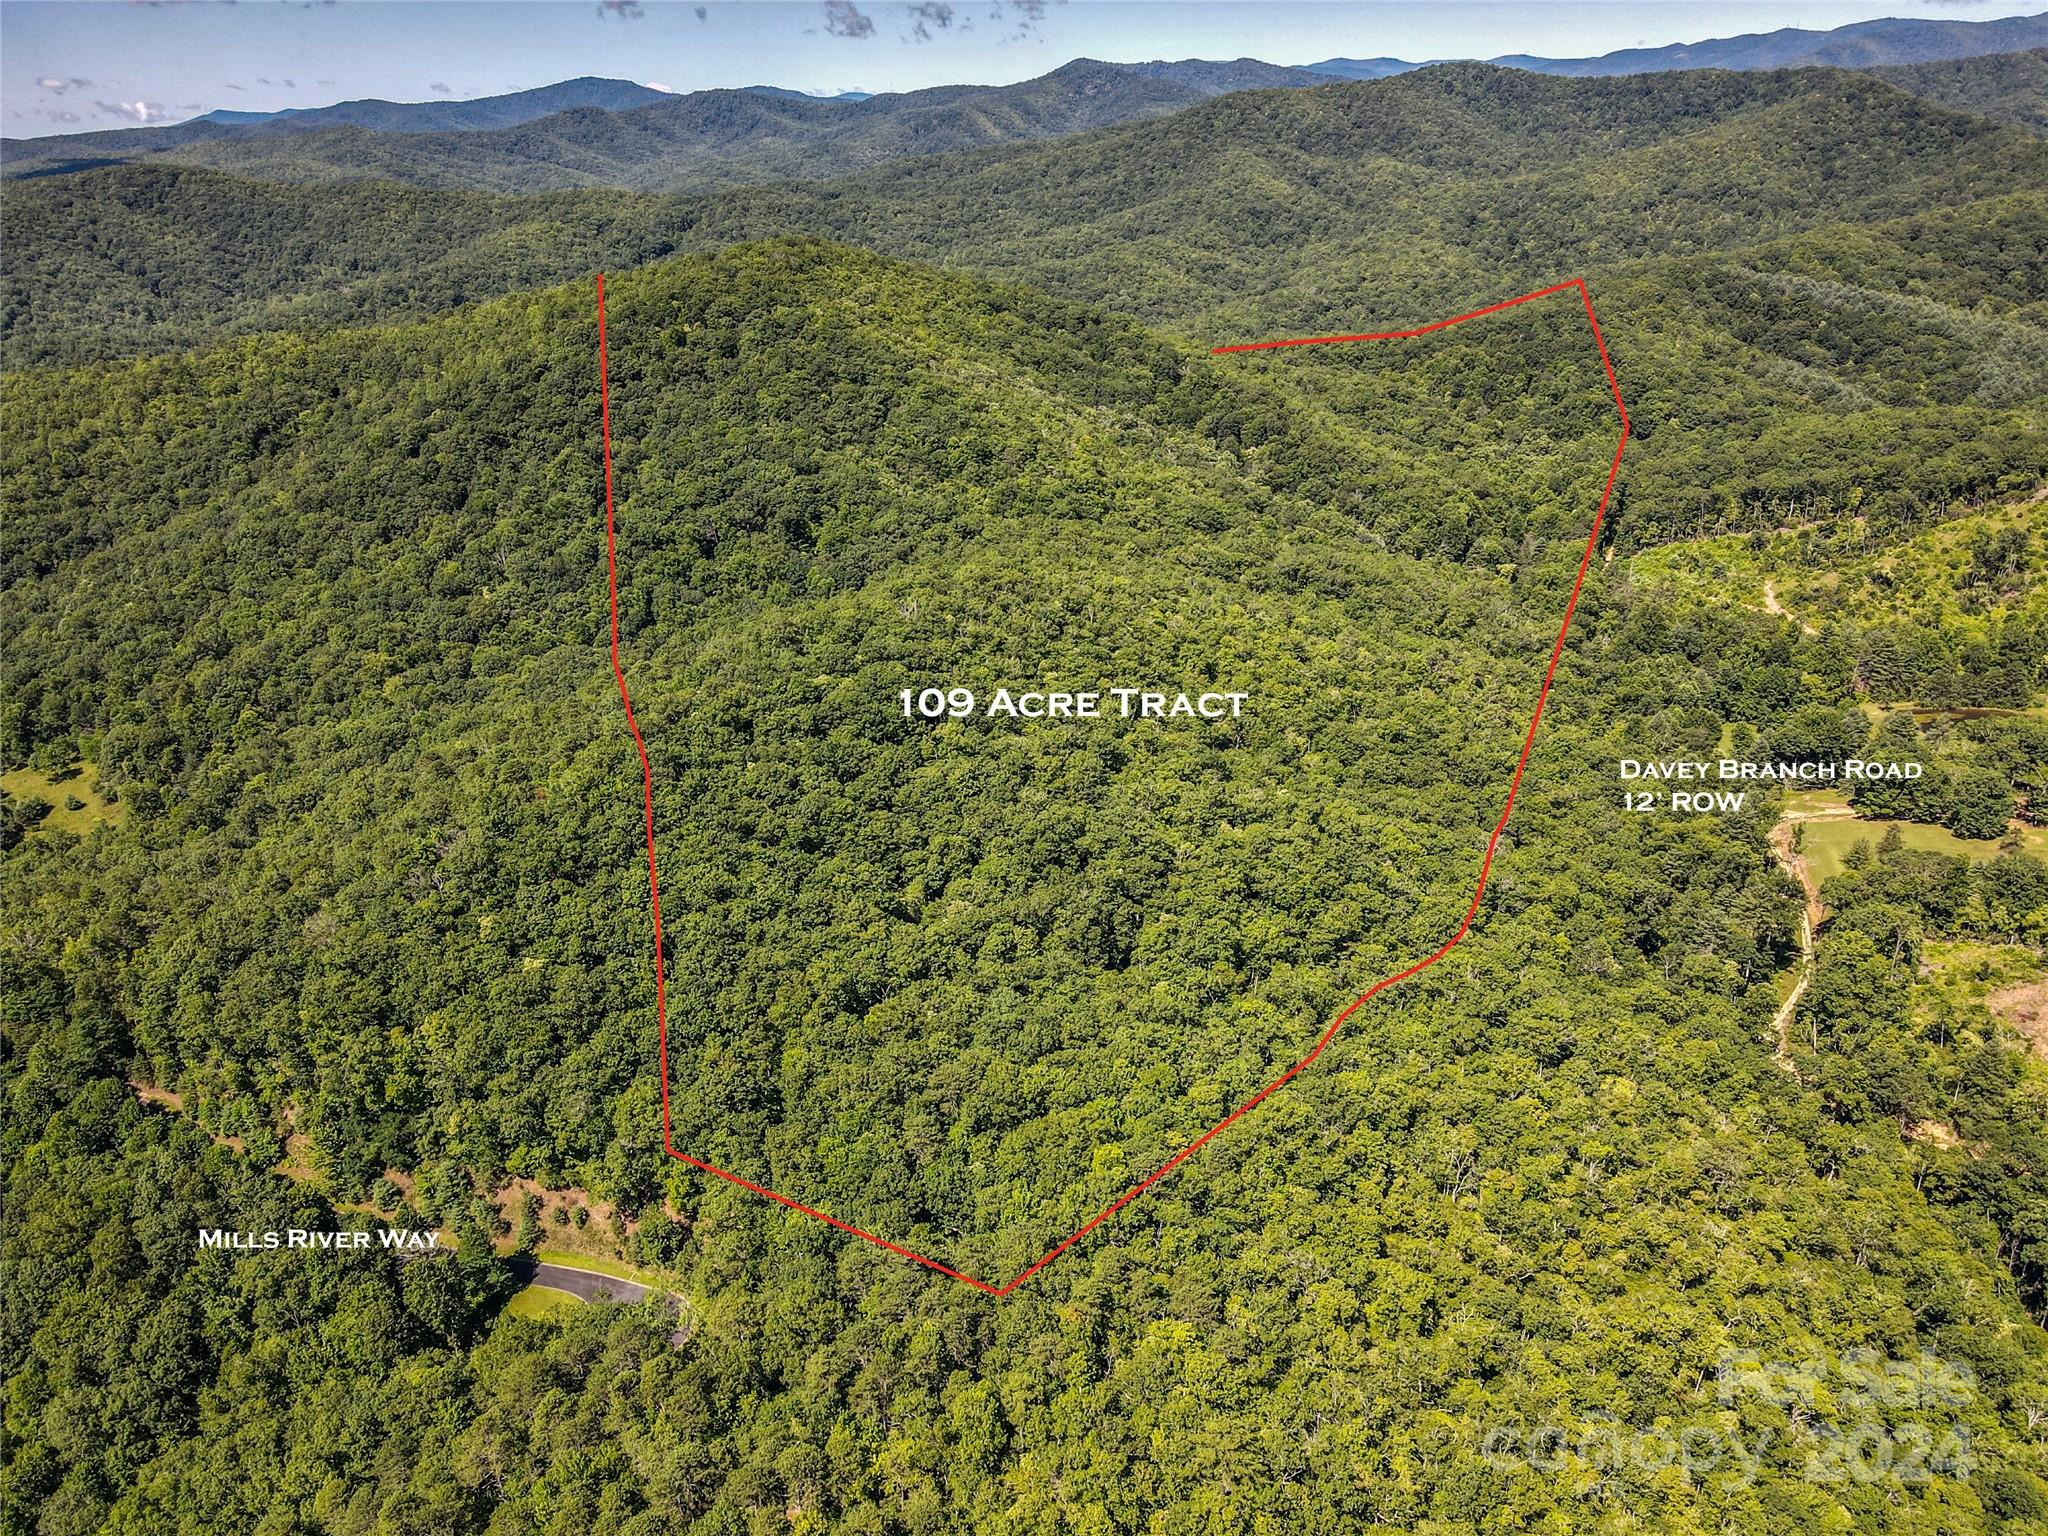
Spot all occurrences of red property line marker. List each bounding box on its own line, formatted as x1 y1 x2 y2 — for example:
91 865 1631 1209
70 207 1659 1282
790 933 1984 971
600 273 1631 1297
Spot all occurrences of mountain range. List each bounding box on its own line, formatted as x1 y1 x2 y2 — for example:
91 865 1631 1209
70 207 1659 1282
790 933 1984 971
1477 8 2048 74
4 9 2043 188
190 75 674 132
1303 9 2048 77
19 204 2045 1526
0 58 1341 186
9 54 2042 565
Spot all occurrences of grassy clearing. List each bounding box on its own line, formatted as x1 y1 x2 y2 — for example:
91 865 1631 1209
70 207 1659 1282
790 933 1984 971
1772 963 1803 1005
1796 814 2040 887
1782 787 2048 887
2 763 121 837
505 1285 583 1321
1785 787 1855 819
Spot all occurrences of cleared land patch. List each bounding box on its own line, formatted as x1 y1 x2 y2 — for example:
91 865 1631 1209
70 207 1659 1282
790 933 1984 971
2 762 122 837
1786 788 2048 885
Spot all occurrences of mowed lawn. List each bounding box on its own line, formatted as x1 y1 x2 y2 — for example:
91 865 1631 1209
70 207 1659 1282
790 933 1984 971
505 1285 583 1321
1794 796 2048 887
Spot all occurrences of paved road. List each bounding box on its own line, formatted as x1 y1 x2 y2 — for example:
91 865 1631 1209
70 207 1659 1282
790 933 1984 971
508 1258 691 1344
512 1258 652 1303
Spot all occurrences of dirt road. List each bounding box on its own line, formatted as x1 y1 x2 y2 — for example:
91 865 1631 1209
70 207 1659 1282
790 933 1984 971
1766 814 1828 1069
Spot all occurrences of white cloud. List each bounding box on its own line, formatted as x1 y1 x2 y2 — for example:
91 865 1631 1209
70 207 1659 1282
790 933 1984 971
642 80 676 92
96 100 173 124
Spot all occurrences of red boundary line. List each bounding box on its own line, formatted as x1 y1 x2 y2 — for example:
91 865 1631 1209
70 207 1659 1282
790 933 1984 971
601 273 1631 1296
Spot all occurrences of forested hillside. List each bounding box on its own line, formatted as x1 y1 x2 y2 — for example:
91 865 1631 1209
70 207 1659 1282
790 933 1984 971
1873 47 2048 132
1626 493 2048 1326
6 236 2048 1531
8 64 2043 553
5 42 2048 1536
14 63 2043 363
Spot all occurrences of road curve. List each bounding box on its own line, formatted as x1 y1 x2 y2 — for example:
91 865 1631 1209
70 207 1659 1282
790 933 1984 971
507 1258 691 1344
512 1258 653 1303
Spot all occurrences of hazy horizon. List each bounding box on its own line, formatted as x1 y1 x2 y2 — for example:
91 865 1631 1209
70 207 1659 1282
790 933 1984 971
5 0 2043 139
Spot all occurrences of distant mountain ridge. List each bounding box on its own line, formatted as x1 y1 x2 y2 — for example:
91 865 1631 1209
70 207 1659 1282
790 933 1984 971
2 10 2043 187
1 57 1342 189
1305 9 2048 78
740 86 873 103
189 76 673 132
1300 58 1418 81
1486 9 2048 75
0 75 675 179
11 57 2043 371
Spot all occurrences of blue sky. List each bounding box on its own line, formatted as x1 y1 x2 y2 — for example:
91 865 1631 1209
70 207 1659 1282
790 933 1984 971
4 0 2040 137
